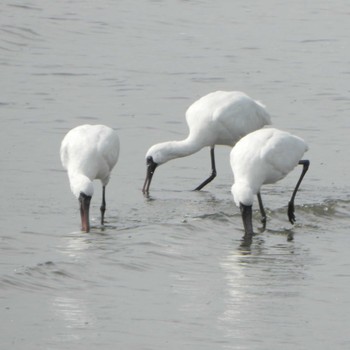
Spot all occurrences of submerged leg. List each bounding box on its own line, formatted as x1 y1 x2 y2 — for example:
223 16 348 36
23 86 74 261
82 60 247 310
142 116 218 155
257 192 267 231
193 146 217 191
288 159 310 224
100 186 106 225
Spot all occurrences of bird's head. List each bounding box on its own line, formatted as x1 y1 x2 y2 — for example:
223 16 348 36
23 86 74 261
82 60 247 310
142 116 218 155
145 142 177 165
70 173 94 199
231 182 254 208
142 141 185 194
142 142 175 194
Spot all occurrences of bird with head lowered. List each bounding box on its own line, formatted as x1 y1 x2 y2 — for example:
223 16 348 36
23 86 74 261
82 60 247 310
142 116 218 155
142 91 271 194
230 127 309 238
60 124 120 232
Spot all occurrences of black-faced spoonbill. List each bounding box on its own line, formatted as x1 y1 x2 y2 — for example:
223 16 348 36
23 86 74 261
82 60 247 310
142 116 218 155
230 127 309 237
60 124 120 232
142 91 271 194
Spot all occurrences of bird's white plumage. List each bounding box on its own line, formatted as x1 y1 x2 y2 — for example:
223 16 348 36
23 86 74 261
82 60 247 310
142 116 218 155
230 128 308 207
60 124 120 198
146 91 271 165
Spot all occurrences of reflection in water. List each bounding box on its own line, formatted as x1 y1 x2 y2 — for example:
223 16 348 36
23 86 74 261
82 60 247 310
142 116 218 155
48 234 97 344
240 234 254 249
51 295 95 343
218 238 262 332
218 238 309 342
58 233 95 259
53 296 94 329
2 0 350 347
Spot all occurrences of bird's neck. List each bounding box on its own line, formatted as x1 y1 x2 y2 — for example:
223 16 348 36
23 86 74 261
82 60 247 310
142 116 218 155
164 137 203 161
68 171 94 198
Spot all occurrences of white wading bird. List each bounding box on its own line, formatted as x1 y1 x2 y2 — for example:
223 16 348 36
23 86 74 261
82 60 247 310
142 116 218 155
230 128 309 237
142 91 271 194
60 124 120 232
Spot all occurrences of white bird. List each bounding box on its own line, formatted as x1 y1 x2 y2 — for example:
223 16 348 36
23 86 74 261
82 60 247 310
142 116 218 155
60 124 120 232
230 127 309 237
142 91 271 194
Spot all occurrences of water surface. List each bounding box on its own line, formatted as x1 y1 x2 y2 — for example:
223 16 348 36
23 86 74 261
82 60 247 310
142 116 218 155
1 1 350 349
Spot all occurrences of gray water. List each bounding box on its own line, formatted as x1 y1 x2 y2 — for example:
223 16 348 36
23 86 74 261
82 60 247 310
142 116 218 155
1 1 350 349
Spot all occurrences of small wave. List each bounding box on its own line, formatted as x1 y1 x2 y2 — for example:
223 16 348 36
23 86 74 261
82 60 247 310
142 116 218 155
273 198 350 220
191 211 232 223
1 25 41 39
31 72 94 77
7 4 41 11
1 261 81 293
182 197 350 238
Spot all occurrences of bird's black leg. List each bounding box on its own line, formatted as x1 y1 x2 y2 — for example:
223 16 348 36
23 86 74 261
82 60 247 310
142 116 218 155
100 186 106 225
257 192 267 231
288 159 310 224
193 146 217 191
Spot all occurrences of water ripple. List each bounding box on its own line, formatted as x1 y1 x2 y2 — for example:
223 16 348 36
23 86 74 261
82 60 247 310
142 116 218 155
1 261 88 293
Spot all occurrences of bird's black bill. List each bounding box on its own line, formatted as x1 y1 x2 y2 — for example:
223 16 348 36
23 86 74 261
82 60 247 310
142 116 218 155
142 157 158 194
79 193 91 233
240 203 254 237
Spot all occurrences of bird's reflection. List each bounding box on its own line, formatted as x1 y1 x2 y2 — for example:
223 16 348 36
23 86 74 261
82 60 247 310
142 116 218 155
50 233 99 343
59 233 93 259
218 233 308 342
239 234 253 250
52 295 94 332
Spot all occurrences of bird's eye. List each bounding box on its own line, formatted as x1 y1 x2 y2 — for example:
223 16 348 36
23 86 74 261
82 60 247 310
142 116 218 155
146 156 153 164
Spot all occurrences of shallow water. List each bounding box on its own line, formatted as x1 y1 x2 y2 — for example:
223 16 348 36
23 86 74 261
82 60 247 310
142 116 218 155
1 1 350 349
